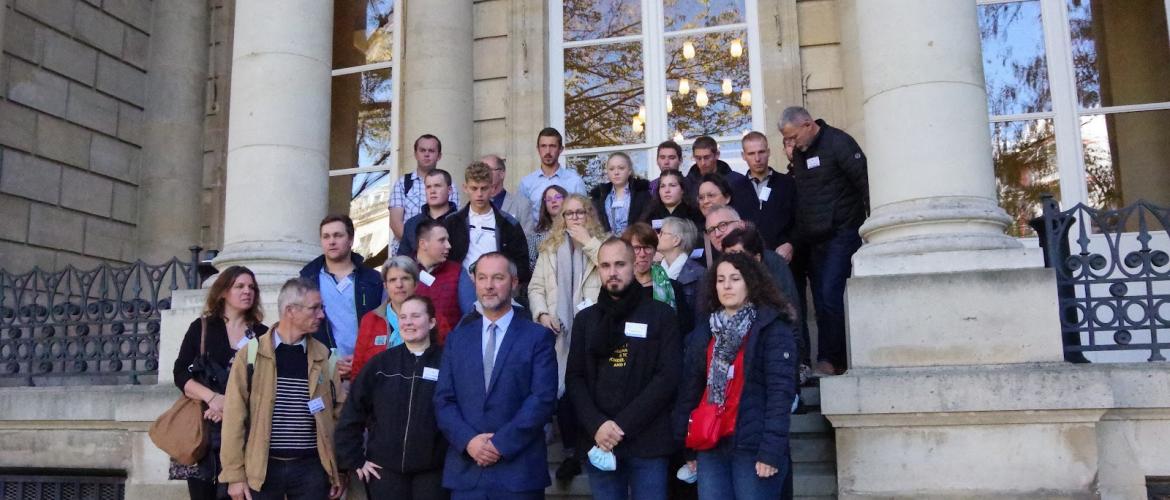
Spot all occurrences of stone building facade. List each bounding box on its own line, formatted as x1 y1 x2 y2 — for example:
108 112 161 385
1 0 1168 498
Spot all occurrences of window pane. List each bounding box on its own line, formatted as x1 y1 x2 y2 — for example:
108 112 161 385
563 0 640 42
666 31 752 140
564 42 646 149
349 173 393 259
333 0 395 69
990 119 1059 237
978 1 1052 115
331 68 394 169
1068 0 1170 109
1079 110 1170 211
664 0 746 32
567 150 650 191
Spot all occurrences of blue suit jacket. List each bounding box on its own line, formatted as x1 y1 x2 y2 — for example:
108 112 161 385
434 312 557 493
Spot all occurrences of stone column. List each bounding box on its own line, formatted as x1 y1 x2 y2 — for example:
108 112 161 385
211 0 333 284
399 0 474 180
137 0 209 262
820 1 1106 497
0 1 9 81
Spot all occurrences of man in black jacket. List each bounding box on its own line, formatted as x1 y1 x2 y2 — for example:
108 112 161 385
565 237 683 499
740 131 797 262
299 214 384 382
682 135 756 216
780 106 868 376
397 168 458 258
443 161 531 286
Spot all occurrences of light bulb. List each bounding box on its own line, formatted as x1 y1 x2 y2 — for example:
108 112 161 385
632 117 644 133
696 87 709 107
666 96 673 113
722 78 733 95
730 39 743 58
739 89 752 107
673 131 684 143
637 105 646 122
683 41 696 60
678 78 690 96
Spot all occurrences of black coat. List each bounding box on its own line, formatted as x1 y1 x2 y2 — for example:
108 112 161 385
590 178 653 234
299 252 385 350
397 201 458 258
444 204 531 285
682 160 758 217
335 344 447 474
565 296 683 459
675 306 797 469
790 119 869 244
741 169 797 250
638 201 706 234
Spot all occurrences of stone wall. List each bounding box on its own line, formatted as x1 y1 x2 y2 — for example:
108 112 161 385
0 0 149 273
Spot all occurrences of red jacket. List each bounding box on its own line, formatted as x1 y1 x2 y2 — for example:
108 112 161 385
352 307 391 377
415 260 463 344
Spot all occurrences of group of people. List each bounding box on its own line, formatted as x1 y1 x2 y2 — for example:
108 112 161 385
169 105 869 500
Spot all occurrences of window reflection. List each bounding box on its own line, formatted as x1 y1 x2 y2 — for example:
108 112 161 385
1068 0 1170 109
567 151 649 191
347 173 393 259
666 31 751 139
978 1 1052 115
331 69 394 169
1079 110 1170 211
564 0 640 41
990 119 1059 237
664 0 745 31
564 42 645 149
333 0 395 69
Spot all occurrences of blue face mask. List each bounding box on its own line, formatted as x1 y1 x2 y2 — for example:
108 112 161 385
676 464 698 484
587 446 617 472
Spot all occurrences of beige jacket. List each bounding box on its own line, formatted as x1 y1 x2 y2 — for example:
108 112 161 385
527 236 602 394
218 328 341 491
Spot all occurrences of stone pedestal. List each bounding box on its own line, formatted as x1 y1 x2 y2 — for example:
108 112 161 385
212 0 334 285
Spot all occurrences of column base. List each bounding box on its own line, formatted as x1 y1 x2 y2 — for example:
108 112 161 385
211 240 320 287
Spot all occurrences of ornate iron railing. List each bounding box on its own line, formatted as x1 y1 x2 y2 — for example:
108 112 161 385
0 248 202 386
1035 196 1170 362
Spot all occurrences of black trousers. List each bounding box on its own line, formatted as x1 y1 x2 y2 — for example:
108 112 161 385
251 456 331 500
364 468 447 500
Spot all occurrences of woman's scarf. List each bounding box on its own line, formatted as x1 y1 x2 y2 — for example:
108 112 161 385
384 303 402 348
649 263 676 310
706 304 757 406
554 236 585 334
589 281 644 358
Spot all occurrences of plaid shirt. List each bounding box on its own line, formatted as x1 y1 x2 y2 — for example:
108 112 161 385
389 171 459 252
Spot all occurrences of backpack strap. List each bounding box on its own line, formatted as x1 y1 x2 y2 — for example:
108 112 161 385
246 337 259 395
402 173 414 195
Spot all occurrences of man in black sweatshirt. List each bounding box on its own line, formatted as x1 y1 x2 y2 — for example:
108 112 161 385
565 237 683 499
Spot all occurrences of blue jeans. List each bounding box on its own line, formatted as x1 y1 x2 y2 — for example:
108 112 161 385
804 227 862 369
585 456 668 500
696 445 789 500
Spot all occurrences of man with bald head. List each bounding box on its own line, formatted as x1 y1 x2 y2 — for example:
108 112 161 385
482 154 534 234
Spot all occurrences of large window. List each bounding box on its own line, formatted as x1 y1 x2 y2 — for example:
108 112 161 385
550 0 765 187
329 0 401 259
977 0 1170 236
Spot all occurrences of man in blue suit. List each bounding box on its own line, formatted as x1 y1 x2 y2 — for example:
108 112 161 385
435 251 558 499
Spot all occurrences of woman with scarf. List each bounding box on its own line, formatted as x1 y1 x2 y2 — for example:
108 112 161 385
676 253 797 500
528 193 607 481
620 222 693 335
351 256 419 377
171 266 267 499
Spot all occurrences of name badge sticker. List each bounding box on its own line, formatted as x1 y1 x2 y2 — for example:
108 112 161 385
651 219 664 230
576 300 592 312
727 365 735 380
807 156 821 169
758 186 772 202
690 248 705 259
419 270 436 286
307 397 326 415
373 335 388 346
624 322 648 338
422 367 440 381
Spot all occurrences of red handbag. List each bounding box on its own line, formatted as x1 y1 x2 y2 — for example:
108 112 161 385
685 337 748 451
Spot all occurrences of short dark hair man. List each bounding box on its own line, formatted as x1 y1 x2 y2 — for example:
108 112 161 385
397 168 458 258
682 136 756 215
434 252 558 498
482 154 534 233
444 161 532 285
518 127 588 222
564 237 682 498
389 134 460 254
413 219 475 342
779 106 869 375
740 131 797 262
299 214 384 382
649 140 684 197
220 277 346 500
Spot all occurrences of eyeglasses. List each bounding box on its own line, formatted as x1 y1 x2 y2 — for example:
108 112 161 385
293 303 324 313
545 194 565 202
563 209 587 219
633 245 655 254
704 220 739 236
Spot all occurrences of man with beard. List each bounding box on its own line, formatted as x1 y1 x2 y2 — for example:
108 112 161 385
564 238 683 499
434 252 558 499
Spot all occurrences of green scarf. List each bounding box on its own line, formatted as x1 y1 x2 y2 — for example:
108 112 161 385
650 263 677 310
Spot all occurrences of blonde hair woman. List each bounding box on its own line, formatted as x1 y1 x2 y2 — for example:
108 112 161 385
527 192 607 480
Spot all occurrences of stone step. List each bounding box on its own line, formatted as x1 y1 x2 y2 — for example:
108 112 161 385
790 412 831 434
792 435 835 463
794 462 839 497
801 385 821 407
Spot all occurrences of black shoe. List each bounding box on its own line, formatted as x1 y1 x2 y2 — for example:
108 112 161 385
555 457 582 482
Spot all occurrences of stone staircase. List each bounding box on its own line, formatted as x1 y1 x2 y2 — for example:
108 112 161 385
544 384 838 499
